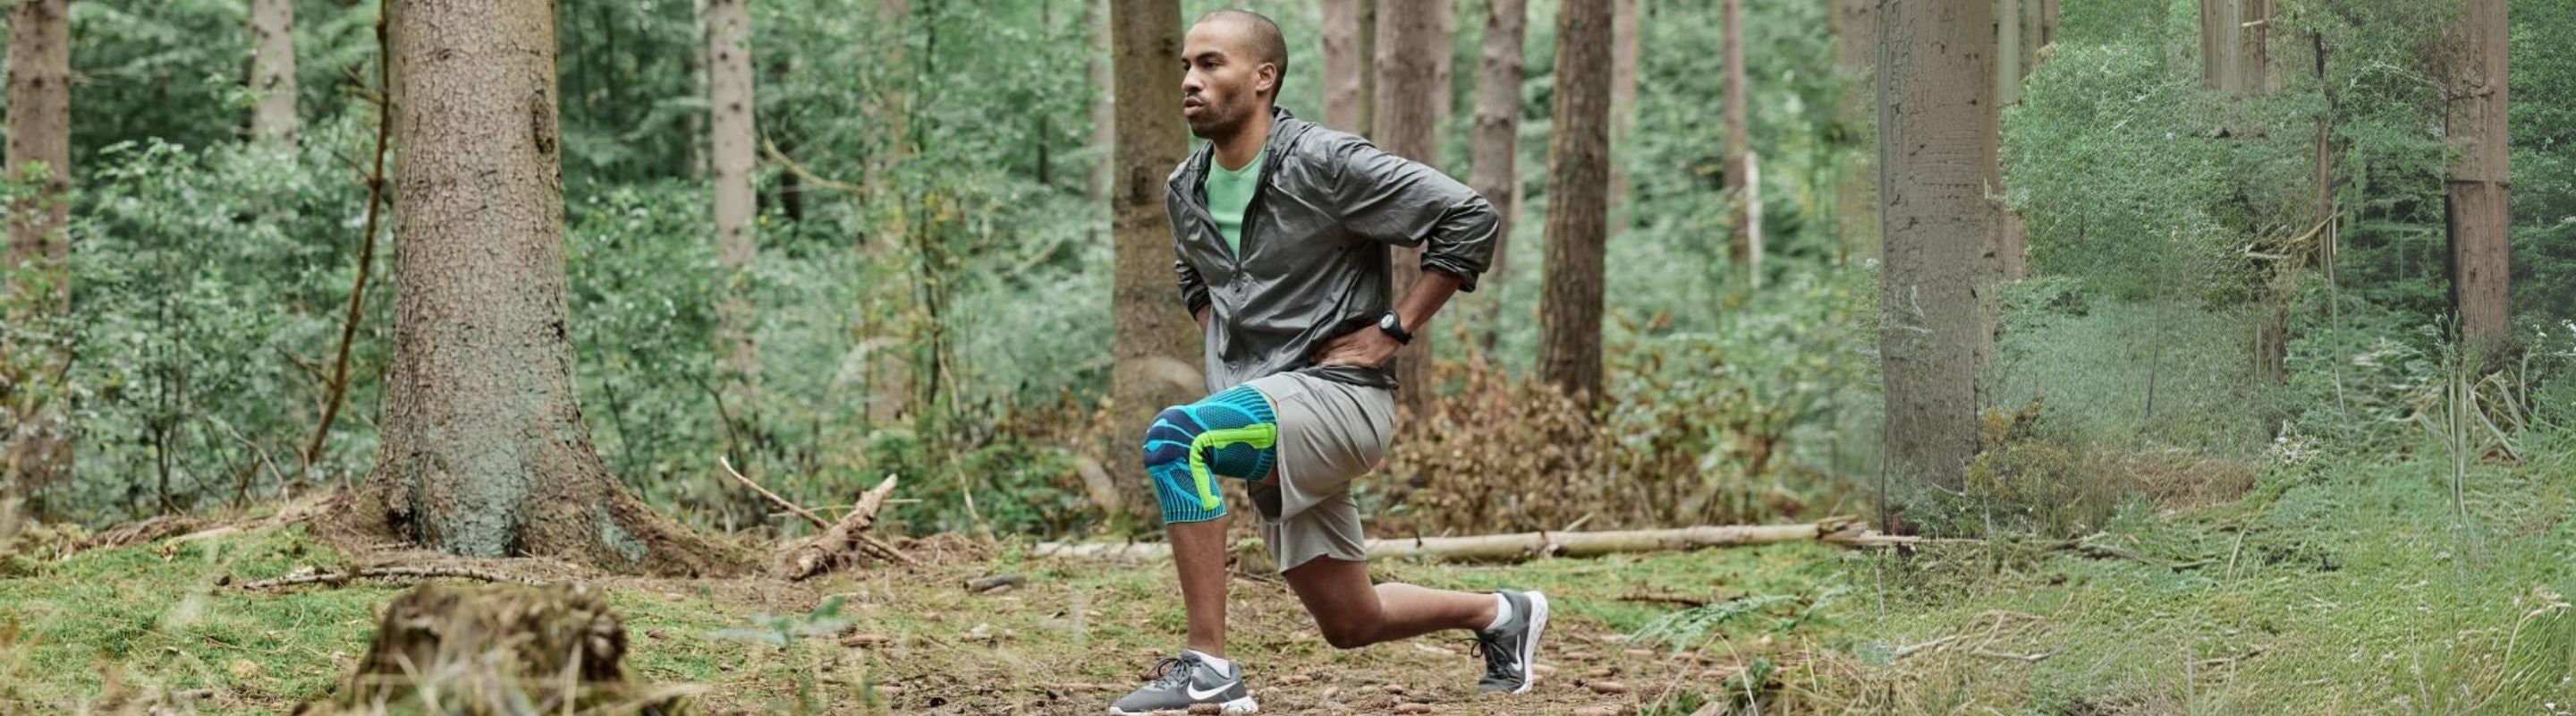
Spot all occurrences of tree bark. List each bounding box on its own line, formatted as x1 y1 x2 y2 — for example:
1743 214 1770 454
1990 0 2029 283
1537 0 1614 407
1322 0 1376 135
365 0 733 575
1879 0 1997 517
2199 0 2270 95
1722 0 1750 274
1607 0 1640 230
1108 0 1199 524
707 0 760 456
1089 0 1115 206
1830 0 1878 266
248 0 299 146
4 0 72 503
1372 0 1449 416
1468 0 1528 277
2444 0 2510 346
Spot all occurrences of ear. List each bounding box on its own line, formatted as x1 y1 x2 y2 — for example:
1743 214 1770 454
1257 62 1279 98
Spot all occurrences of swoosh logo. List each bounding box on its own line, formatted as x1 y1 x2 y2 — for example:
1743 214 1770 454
1186 683 1232 701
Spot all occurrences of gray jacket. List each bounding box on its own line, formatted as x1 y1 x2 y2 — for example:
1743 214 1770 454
1166 107 1499 393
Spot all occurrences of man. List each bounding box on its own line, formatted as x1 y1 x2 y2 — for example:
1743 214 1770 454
1110 10 1546 715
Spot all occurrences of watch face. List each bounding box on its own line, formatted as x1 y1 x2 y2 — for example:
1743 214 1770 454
1379 313 1397 330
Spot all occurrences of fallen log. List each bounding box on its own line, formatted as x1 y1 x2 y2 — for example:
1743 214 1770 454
782 473 915 578
1033 518 1918 563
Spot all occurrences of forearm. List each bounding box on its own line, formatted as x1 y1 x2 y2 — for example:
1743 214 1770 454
1195 304 1211 332
1394 270 1466 337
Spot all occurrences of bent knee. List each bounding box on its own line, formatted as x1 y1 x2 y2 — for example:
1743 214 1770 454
1316 619 1377 651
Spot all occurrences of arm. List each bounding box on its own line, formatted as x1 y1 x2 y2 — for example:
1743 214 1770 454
1309 136 1499 368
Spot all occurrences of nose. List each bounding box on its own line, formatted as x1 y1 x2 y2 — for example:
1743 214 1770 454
1182 68 1202 94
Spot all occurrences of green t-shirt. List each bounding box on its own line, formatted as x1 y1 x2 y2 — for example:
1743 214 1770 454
1203 149 1265 257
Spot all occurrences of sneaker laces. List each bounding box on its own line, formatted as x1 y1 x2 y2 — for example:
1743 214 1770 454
1144 655 1194 688
1470 631 1519 680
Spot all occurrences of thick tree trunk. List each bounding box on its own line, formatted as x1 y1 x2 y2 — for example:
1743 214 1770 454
1878 0 1996 519
2444 0 2510 346
1607 0 1640 229
1108 0 1199 524
1537 0 1613 407
2199 0 2270 95
248 0 299 146
707 0 760 455
1322 0 1376 135
1372 0 1449 416
1830 0 1877 266
1722 0 1750 275
4 0 72 503
1468 0 1527 277
366 0 732 575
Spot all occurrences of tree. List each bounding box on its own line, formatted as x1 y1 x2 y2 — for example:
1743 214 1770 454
361 0 730 575
1089 0 1114 205
1830 0 1877 265
2444 0 2510 345
1607 0 1639 226
1321 0 1376 135
1878 0 1997 524
1468 0 1528 276
248 0 297 145
1722 0 1753 278
1107 0 1198 524
1537 0 1613 406
1371 0 1450 416
707 0 760 453
2199 0 2273 96
4 0 72 503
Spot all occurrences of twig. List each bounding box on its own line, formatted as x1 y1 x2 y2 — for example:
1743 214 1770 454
761 138 865 197
237 566 542 591
964 573 1025 592
1970 649 2051 662
720 456 828 530
1891 635 1962 661
300 3 395 474
1617 592 1722 609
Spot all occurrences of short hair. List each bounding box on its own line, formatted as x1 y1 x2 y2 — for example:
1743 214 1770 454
1197 9 1289 98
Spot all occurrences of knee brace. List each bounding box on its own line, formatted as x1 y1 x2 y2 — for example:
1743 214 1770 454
1141 384 1278 524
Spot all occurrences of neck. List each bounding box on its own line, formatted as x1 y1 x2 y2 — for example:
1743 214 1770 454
1214 106 1273 171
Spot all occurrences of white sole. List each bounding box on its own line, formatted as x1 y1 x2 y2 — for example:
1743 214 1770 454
1106 695 1258 715
1515 591 1550 695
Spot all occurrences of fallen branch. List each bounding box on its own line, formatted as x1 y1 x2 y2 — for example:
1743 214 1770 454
963 573 1024 592
782 473 915 578
1891 635 1962 661
237 565 542 591
720 456 828 530
1035 517 1918 563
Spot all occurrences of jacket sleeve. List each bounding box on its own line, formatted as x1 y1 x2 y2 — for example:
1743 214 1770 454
1319 135 1500 292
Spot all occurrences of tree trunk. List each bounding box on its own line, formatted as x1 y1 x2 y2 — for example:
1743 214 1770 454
1089 0 1114 207
1108 0 1199 524
2234 0 2272 95
4 0 72 504
1468 0 1527 277
366 0 732 575
1607 0 1640 230
2199 0 2234 92
1322 0 1376 135
707 0 760 456
1990 0 2029 282
1830 0 1877 266
1537 0 1613 407
1878 0 1996 520
1722 0 1750 275
2444 0 2509 346
1372 0 1448 417
248 0 299 146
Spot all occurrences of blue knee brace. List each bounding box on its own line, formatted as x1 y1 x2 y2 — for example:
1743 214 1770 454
1141 384 1279 524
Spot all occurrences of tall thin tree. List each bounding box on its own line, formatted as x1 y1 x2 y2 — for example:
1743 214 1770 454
1722 0 1752 278
1607 0 1640 227
1107 0 1199 523
708 0 761 454
1468 0 1528 277
2444 0 2510 345
1321 0 1376 135
1830 0 1877 265
249 0 298 145
4 0 72 502
362 0 730 574
1372 0 1451 416
1537 0 1614 406
1878 0 1997 525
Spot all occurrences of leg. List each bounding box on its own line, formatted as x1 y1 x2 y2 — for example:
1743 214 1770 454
1279 555 1498 649
1169 513 1231 656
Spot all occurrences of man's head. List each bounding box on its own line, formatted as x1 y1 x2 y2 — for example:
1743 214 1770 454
1182 9 1287 141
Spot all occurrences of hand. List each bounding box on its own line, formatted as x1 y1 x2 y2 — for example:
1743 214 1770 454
1309 324 1402 369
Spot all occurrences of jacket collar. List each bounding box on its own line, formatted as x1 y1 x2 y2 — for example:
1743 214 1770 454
1171 106 1307 211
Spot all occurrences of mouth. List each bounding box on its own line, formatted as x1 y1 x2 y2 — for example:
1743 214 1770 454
1182 98 1206 115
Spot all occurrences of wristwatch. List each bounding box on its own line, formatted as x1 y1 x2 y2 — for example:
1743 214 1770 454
1377 311 1413 345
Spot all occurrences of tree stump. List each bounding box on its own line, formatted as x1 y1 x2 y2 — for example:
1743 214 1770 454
297 584 687 715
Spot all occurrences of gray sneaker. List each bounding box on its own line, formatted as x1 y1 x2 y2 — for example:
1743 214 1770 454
1473 591 1549 694
1108 652 1258 714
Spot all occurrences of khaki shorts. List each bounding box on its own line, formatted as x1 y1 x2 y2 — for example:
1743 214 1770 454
1240 371 1394 573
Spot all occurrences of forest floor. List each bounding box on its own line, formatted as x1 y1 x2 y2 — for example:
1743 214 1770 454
4 437 2572 715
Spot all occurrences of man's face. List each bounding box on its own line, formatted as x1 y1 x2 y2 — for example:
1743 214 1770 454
1181 20 1274 140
